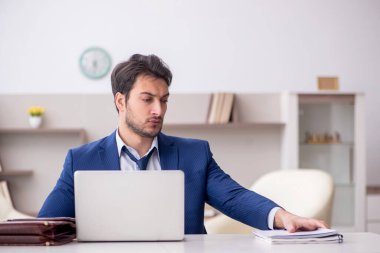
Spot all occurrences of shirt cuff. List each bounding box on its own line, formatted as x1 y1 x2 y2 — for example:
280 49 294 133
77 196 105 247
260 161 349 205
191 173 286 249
267 207 281 230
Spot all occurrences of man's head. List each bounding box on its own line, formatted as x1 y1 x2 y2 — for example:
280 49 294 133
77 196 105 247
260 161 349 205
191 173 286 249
111 54 172 107
112 54 172 138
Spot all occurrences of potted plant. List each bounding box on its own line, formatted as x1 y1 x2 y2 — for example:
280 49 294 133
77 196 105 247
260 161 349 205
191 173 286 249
27 106 45 128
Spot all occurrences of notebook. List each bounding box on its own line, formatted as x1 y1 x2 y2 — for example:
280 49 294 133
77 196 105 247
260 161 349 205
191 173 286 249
74 170 184 241
253 228 343 244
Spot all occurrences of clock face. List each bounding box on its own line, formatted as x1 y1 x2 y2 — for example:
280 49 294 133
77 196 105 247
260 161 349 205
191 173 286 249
79 47 112 79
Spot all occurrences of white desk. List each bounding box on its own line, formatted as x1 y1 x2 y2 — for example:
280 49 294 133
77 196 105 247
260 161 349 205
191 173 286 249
1 233 380 253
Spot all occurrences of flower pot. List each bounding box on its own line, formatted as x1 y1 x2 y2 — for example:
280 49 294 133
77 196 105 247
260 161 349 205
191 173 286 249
29 116 42 128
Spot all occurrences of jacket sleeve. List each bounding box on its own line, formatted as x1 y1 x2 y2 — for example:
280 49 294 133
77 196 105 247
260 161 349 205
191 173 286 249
38 150 75 218
204 141 279 230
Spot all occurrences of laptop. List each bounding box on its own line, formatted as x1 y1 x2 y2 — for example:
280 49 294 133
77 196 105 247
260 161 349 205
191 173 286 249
74 170 184 241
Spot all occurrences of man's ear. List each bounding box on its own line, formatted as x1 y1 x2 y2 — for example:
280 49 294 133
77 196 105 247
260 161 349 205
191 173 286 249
115 92 126 112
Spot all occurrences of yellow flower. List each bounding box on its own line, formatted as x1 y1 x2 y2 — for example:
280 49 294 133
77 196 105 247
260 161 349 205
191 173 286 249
27 106 45 117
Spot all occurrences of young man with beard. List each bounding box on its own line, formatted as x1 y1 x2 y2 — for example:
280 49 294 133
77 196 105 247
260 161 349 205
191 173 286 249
39 54 327 234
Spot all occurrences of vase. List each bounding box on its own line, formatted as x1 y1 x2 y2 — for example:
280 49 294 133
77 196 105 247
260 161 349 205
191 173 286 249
29 116 42 128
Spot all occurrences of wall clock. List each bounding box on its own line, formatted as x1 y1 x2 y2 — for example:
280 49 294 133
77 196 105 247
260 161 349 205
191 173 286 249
79 47 112 79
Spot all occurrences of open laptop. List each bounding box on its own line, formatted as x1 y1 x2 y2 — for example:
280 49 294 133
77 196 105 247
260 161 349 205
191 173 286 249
74 170 184 241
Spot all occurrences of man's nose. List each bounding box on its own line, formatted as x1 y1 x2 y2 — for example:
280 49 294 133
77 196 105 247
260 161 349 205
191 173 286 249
151 100 163 116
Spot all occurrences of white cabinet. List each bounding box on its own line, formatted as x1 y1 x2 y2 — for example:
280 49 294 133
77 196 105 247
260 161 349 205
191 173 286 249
283 92 366 232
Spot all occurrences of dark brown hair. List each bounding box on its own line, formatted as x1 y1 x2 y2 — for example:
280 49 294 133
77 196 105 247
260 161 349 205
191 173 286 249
111 54 172 112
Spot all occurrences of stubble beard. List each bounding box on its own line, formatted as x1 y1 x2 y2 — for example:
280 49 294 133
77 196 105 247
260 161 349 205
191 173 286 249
125 114 162 138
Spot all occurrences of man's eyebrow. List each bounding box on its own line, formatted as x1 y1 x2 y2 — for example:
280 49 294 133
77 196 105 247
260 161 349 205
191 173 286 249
140 92 170 98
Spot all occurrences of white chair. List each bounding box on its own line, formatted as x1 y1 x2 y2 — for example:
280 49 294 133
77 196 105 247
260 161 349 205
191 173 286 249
205 169 334 234
0 162 34 221
0 181 34 220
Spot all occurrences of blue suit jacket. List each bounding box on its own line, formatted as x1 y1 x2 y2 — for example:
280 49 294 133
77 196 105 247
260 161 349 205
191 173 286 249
38 131 279 234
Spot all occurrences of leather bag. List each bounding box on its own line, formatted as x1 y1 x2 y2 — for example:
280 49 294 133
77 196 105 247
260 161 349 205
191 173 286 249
0 217 76 246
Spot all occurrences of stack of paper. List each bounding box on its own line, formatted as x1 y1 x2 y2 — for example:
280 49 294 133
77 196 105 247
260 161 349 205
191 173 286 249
253 228 343 244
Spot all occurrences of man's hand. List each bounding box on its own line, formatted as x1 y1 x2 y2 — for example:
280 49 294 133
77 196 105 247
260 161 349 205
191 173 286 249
274 208 328 233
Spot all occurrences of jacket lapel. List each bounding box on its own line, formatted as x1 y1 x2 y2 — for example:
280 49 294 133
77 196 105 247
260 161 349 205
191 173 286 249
158 133 178 170
98 131 178 171
98 131 120 170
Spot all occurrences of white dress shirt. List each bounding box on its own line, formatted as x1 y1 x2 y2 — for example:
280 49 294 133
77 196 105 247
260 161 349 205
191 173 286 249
115 129 279 229
116 129 161 171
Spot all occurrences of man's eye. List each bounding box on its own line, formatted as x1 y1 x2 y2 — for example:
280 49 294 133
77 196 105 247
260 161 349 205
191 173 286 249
161 99 168 103
142 98 152 102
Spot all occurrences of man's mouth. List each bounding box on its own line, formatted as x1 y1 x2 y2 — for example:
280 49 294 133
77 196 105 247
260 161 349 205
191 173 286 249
148 118 162 124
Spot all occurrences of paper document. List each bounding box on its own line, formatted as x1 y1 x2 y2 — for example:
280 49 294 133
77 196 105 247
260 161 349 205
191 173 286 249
253 228 343 244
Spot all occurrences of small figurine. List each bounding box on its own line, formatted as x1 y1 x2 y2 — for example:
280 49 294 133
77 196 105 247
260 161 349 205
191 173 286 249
305 131 341 144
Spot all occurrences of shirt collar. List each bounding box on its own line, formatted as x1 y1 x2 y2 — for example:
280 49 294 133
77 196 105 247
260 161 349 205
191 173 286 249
116 128 159 160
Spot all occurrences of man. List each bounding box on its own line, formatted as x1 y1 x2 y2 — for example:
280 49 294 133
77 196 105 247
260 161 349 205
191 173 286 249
39 54 327 234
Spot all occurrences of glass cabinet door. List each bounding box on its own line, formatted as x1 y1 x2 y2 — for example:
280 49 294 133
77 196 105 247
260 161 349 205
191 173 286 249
298 94 355 228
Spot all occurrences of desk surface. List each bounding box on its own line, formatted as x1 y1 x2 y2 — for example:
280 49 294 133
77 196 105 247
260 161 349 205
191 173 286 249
2 233 380 253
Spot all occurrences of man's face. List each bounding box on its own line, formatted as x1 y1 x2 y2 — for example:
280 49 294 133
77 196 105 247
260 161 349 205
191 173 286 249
122 75 169 138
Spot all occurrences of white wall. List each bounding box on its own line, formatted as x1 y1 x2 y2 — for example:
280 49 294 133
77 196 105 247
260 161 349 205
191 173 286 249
1 0 380 184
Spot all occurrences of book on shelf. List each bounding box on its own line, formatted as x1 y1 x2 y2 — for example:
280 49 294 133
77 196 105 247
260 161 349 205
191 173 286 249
219 93 234 123
207 92 235 124
253 228 343 244
215 92 225 123
208 93 223 124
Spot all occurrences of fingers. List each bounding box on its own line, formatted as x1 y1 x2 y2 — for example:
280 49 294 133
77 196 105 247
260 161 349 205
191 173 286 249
315 219 328 229
284 217 328 233
294 218 328 232
286 224 297 233
275 209 328 233
318 220 329 228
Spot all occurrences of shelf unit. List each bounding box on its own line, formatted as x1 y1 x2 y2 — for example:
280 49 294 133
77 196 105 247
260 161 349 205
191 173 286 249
283 92 366 232
163 122 285 129
0 170 33 180
0 127 87 215
0 128 86 143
